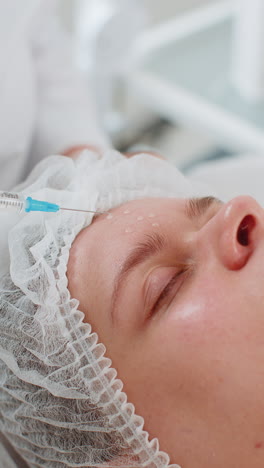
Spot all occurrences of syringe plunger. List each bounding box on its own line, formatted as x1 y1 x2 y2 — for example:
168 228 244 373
0 192 25 214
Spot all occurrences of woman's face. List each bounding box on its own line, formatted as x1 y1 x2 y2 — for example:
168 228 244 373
68 195 264 468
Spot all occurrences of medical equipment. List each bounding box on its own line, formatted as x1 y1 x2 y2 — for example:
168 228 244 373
0 191 105 214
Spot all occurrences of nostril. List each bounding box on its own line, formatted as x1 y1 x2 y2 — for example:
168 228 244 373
237 215 256 246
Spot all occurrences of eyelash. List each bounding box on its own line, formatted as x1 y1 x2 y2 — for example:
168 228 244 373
150 266 190 317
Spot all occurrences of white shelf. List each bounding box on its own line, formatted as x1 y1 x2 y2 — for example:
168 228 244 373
130 1 264 154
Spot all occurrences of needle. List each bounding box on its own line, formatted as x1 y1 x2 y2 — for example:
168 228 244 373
60 207 106 214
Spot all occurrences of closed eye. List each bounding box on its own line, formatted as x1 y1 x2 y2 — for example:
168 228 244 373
149 267 191 317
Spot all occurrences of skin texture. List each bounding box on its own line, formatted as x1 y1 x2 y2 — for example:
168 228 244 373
67 193 264 468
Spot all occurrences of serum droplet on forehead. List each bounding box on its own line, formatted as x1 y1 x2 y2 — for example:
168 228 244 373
152 223 159 227
123 210 130 214
106 214 114 220
125 227 133 233
148 213 155 218
137 216 144 221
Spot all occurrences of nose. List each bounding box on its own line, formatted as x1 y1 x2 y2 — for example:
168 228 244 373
197 196 264 270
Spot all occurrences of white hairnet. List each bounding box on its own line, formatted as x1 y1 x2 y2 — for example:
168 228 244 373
0 149 214 467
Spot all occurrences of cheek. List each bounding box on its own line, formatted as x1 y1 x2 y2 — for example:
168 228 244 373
137 281 240 408
156 278 264 419
160 270 264 386
163 274 247 351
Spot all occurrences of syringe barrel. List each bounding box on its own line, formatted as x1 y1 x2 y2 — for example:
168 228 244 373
0 192 25 214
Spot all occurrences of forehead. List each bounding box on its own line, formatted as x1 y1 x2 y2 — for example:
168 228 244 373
82 198 185 253
96 197 185 226
91 197 186 238
70 197 186 259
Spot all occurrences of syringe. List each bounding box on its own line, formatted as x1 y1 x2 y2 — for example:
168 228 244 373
0 192 105 215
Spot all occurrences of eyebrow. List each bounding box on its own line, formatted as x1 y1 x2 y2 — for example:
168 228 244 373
110 196 222 324
185 196 222 220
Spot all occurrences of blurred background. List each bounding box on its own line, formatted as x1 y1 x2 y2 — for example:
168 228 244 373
58 0 264 171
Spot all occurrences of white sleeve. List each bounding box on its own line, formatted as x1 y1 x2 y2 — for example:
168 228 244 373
28 0 111 165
